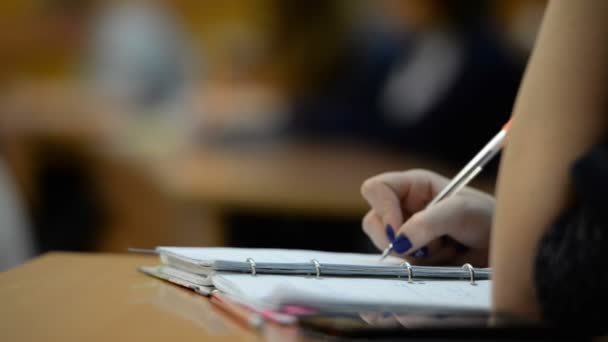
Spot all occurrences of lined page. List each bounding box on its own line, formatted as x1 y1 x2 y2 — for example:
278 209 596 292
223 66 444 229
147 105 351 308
212 273 491 312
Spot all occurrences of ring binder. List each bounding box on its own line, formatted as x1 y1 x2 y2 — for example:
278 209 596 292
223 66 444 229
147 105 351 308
246 258 256 276
150 247 493 314
401 262 414 283
462 263 476 285
158 247 491 285
310 259 321 278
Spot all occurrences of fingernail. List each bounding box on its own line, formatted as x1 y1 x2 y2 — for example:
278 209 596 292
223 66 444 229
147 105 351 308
392 235 412 254
413 247 428 258
385 224 395 242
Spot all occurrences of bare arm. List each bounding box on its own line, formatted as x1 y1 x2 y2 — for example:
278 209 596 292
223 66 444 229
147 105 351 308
491 1 608 319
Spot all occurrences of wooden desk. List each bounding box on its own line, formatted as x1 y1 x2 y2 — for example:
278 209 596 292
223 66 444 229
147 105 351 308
0 81 497 251
0 252 306 342
154 141 496 249
157 141 496 218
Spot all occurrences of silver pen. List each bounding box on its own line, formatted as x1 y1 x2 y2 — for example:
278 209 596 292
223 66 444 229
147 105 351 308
380 120 511 260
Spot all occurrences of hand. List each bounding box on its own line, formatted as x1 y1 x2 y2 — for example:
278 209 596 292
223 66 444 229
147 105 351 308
361 169 494 266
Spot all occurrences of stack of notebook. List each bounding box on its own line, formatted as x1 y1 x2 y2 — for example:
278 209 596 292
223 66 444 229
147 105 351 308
138 247 492 317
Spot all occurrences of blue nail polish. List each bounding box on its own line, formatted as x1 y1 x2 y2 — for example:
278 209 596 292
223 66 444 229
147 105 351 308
385 225 395 242
392 235 412 254
413 247 428 258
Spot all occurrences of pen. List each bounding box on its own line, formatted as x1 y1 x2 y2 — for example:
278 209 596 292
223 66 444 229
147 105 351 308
210 290 265 329
380 120 512 260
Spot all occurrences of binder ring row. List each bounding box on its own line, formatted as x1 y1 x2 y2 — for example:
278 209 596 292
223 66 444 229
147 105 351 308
245 258 323 279
399 262 477 285
462 263 476 285
401 262 414 283
242 257 479 284
310 259 321 278
246 258 256 276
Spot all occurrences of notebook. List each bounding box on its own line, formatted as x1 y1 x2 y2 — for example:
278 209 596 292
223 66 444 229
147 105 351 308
155 247 490 283
139 247 491 314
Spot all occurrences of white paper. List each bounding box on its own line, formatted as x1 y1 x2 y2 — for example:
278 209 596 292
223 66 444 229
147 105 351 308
157 247 403 266
212 273 491 313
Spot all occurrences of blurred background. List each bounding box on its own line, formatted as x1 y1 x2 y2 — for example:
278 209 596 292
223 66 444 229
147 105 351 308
0 0 545 270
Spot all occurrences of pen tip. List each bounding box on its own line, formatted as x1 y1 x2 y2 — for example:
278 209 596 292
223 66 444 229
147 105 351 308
379 244 392 261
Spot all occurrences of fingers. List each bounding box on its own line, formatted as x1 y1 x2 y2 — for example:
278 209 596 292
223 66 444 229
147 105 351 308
362 210 389 251
450 248 490 267
393 238 440 261
399 171 445 216
361 172 405 233
363 205 486 266
361 170 449 234
361 169 493 266
362 208 459 263
403 239 454 265
393 196 469 255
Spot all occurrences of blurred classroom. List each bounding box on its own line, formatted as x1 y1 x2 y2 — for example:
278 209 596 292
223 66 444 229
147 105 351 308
0 0 545 270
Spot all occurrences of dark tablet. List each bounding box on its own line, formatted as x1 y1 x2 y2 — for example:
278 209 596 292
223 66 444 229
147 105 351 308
297 311 587 341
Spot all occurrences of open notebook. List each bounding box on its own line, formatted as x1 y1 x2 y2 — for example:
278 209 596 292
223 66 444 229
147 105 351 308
140 247 491 314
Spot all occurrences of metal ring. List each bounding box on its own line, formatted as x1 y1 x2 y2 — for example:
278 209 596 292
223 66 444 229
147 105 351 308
246 258 256 276
311 259 321 278
401 261 414 283
462 263 476 285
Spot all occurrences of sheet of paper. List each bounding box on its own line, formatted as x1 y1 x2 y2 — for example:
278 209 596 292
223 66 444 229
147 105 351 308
157 247 403 266
212 273 491 312
140 266 214 294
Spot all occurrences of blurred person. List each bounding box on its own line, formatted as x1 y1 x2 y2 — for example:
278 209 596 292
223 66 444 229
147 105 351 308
84 0 197 116
211 1 524 252
286 0 523 167
0 158 35 271
82 0 203 158
361 1 608 334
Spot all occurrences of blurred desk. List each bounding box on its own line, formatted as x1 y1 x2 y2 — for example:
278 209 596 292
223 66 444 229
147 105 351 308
0 81 497 251
0 252 300 342
157 141 496 217
151 141 496 249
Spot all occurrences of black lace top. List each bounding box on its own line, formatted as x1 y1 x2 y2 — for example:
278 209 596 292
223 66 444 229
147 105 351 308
534 140 608 336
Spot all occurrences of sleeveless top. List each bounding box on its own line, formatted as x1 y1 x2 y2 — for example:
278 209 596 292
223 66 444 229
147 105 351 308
534 139 608 336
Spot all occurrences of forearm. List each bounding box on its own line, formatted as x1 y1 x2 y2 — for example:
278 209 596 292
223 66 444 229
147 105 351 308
490 0 608 318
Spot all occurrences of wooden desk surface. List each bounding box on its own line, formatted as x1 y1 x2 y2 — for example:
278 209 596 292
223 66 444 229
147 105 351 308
0 253 301 342
0 81 496 219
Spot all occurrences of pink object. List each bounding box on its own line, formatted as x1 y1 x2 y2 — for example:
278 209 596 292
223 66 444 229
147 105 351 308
280 305 317 316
